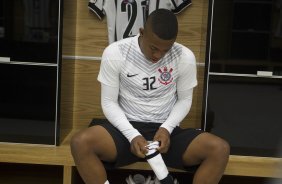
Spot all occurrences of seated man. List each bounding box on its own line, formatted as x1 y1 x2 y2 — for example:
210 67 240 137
70 9 230 184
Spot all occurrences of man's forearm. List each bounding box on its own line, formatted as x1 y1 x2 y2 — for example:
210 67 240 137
101 84 141 142
161 89 193 133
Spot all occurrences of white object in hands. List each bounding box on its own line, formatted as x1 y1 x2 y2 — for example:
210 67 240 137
146 141 160 155
145 141 169 180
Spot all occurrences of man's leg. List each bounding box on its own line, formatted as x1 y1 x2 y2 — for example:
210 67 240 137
182 132 230 184
70 125 117 184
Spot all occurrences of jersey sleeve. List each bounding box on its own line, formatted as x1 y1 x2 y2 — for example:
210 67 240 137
170 0 192 14
177 46 197 92
97 44 122 88
88 0 105 20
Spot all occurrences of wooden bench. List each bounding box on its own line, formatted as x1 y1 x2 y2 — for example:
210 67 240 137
0 130 75 184
0 128 282 184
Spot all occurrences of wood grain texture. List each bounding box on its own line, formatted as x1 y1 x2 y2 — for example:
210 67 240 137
121 155 282 178
225 156 282 178
75 0 108 56
175 0 207 60
63 166 73 184
62 0 77 55
199 0 209 63
0 143 72 166
73 60 104 129
60 59 76 142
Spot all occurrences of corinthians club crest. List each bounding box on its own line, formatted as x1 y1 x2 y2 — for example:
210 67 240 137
158 66 173 85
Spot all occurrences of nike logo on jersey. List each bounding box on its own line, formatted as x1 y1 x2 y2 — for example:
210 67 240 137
127 73 138 77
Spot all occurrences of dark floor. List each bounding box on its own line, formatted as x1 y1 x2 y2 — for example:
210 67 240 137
72 168 282 184
1 162 281 184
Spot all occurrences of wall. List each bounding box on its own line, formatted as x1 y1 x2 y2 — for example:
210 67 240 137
60 0 77 142
61 0 209 131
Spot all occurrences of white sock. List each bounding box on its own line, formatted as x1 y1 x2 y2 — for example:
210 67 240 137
104 180 110 184
145 141 169 180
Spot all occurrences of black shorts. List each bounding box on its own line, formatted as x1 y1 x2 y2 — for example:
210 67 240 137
89 119 204 172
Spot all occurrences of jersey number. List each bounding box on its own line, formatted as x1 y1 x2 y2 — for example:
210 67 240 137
143 77 157 90
121 0 160 39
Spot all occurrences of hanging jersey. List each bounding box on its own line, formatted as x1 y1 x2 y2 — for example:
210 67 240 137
98 35 197 123
88 0 192 43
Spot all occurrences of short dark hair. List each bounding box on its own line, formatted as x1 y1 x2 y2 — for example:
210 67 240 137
145 9 178 40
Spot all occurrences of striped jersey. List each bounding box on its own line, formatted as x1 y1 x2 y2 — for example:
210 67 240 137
98 35 197 123
88 0 192 43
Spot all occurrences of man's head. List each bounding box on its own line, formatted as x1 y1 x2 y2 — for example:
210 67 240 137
139 9 178 63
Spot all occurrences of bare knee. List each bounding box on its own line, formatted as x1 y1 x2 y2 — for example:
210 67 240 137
70 126 117 162
208 136 230 159
197 133 230 159
184 133 230 165
70 130 95 155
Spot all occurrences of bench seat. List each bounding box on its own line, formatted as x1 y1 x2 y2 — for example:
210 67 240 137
0 129 282 184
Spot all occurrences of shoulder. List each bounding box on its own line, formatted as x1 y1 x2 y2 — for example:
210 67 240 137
101 37 136 70
173 42 196 65
103 36 138 62
103 37 134 55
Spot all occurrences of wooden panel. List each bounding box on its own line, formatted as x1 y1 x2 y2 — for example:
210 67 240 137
62 0 77 55
121 155 282 178
0 143 72 166
225 156 282 178
63 166 73 184
60 59 76 143
73 60 104 129
0 130 76 166
199 0 209 63
176 0 207 60
60 0 78 142
75 0 108 56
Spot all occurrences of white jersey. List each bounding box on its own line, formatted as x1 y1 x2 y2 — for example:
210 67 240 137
98 35 197 123
88 0 192 43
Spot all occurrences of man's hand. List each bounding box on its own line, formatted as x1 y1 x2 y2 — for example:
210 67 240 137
130 135 148 158
153 127 170 153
